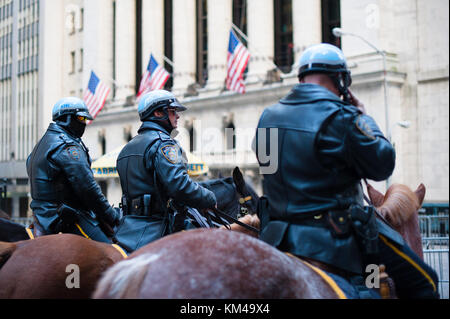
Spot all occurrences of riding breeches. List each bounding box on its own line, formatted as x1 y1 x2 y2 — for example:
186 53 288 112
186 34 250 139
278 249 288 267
378 234 440 299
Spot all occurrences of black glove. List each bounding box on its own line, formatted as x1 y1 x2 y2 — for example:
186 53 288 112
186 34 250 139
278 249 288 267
54 204 80 233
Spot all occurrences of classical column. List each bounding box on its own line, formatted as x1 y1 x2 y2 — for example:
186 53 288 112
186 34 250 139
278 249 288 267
172 0 197 95
114 0 136 101
246 0 274 84
83 0 115 100
141 0 165 73
292 0 322 65
39 0 65 135
206 0 232 91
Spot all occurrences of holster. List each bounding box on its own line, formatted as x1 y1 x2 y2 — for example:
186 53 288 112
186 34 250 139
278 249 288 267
349 204 379 257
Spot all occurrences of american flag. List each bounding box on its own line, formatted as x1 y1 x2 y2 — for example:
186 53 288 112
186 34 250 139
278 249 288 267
83 71 110 123
137 54 170 98
226 30 250 94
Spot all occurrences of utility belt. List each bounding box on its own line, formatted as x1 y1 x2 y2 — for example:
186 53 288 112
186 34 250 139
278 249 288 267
121 194 163 217
258 197 379 258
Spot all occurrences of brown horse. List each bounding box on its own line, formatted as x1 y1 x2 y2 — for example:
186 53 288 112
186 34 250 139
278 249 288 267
93 228 345 299
366 182 425 259
92 182 425 299
0 234 126 298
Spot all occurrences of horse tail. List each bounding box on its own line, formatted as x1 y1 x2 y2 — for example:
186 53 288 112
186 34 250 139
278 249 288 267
0 241 17 269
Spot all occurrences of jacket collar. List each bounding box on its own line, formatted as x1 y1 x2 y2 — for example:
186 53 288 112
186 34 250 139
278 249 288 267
47 122 82 141
280 83 347 105
138 120 170 135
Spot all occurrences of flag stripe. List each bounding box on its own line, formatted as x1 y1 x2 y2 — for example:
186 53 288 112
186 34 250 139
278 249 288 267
82 70 110 124
226 30 250 94
137 54 170 98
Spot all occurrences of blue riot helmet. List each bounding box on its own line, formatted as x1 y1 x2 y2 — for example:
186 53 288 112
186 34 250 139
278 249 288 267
52 97 93 121
138 90 187 122
52 97 92 138
298 43 352 102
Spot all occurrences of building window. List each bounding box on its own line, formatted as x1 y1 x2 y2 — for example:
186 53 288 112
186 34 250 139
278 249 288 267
79 48 83 72
321 0 341 48
274 0 293 73
232 0 247 38
223 114 236 151
164 0 173 90
69 51 75 74
98 130 106 155
196 0 208 87
79 8 84 31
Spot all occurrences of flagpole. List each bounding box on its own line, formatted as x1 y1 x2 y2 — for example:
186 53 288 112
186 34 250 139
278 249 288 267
163 56 174 68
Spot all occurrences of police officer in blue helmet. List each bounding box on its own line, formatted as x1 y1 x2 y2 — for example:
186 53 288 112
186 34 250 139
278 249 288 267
114 90 217 252
26 97 121 241
255 43 439 298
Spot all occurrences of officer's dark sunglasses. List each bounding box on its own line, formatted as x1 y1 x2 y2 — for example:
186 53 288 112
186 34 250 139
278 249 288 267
76 116 88 123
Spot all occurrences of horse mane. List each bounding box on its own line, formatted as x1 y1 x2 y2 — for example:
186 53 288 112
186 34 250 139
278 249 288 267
93 252 161 298
378 183 422 228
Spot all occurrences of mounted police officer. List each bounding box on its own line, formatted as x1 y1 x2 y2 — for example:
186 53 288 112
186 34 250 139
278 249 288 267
255 43 439 298
114 90 217 252
26 97 121 241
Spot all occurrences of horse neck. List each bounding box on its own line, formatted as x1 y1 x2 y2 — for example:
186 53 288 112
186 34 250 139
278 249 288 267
380 186 424 259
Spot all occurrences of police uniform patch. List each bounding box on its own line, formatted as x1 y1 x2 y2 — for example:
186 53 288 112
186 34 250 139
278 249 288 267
161 145 179 164
66 146 80 160
355 115 375 140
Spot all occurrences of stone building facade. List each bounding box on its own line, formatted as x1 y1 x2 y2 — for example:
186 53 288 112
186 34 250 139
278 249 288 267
0 0 448 217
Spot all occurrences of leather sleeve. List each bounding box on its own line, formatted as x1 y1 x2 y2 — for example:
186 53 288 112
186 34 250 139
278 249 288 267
345 113 396 181
51 144 113 217
151 141 217 209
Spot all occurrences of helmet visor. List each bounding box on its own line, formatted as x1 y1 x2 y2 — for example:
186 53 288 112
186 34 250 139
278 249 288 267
75 110 94 120
169 99 187 112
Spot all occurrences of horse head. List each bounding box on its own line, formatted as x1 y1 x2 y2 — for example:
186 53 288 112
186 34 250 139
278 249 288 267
199 167 259 219
232 167 259 216
367 182 425 259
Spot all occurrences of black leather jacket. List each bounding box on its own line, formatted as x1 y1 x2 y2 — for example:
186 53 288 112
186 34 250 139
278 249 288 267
255 83 396 274
26 123 115 233
117 121 216 214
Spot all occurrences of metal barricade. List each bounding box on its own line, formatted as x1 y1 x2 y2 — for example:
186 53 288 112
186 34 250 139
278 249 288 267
422 237 449 299
420 210 449 299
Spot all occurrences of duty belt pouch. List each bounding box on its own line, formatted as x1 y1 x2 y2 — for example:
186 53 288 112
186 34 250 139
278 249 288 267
130 194 152 216
113 214 167 253
327 210 351 238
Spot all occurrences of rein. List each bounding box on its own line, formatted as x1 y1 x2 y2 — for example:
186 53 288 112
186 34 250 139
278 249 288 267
208 207 260 235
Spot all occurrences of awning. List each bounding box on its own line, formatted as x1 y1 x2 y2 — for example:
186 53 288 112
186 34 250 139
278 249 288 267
91 144 209 178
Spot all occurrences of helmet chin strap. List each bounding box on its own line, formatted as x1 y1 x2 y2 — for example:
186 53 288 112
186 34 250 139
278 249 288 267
330 73 351 103
147 107 174 132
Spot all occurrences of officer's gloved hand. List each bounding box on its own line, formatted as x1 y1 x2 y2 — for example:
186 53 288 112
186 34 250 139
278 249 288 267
104 206 123 226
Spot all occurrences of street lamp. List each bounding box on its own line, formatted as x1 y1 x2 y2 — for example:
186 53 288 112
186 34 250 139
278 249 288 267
332 27 391 144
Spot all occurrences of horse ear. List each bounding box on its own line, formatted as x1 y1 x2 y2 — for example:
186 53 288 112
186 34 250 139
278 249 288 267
232 167 248 196
366 183 385 207
414 183 426 206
